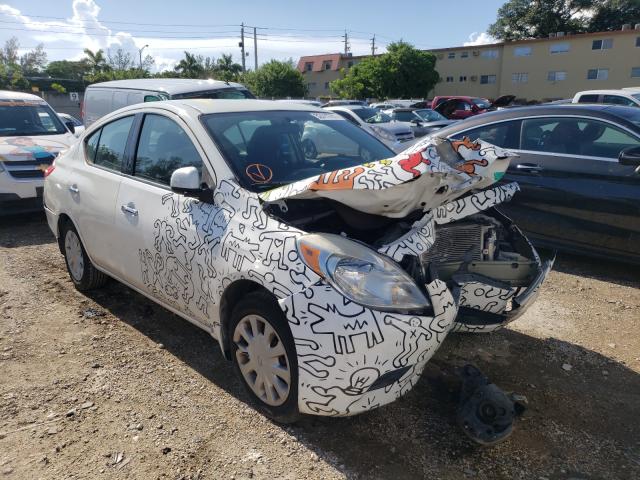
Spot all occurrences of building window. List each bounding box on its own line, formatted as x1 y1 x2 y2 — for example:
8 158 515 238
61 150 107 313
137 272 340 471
480 75 496 84
547 70 567 81
461 51 469 58
459 75 467 82
304 62 313 72
322 60 332 70
631 67 640 78
307 82 317 90
550 42 570 54
514 46 532 57
448 52 455 59
324 82 330 90
592 38 613 50
481 49 499 59
587 68 609 80
446 76 454 83
512 72 528 83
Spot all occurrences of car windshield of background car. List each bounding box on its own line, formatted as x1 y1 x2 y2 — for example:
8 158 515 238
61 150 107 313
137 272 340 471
0 103 67 136
352 108 393 124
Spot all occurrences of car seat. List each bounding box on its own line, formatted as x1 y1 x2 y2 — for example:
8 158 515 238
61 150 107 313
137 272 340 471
545 121 581 154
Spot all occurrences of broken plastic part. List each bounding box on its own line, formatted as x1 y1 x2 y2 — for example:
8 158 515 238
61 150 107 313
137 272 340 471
456 364 526 446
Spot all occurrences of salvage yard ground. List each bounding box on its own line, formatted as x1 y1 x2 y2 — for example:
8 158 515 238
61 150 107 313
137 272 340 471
0 213 639 480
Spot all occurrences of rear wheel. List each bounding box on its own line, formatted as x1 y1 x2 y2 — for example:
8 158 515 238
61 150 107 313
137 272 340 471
229 290 300 423
61 222 108 291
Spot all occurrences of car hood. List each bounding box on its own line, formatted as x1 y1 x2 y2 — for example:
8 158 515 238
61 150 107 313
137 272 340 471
259 136 516 218
492 94 516 108
0 135 72 162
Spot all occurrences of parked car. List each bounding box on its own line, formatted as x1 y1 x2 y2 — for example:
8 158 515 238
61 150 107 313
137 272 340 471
0 91 76 214
432 95 515 119
370 102 398 110
82 78 254 127
431 104 640 263
572 89 640 107
275 99 322 107
57 112 85 137
43 99 550 420
324 105 414 152
384 108 456 137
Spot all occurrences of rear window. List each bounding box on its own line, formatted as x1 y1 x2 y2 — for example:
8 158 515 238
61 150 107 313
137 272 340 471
171 88 255 100
578 94 600 103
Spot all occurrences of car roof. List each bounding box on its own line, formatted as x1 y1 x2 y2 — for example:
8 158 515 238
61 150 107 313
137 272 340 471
325 105 368 111
0 90 47 102
86 78 247 94
433 104 640 137
114 99 325 116
575 89 638 96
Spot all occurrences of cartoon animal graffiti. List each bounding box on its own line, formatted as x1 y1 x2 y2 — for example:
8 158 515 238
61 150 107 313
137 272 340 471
399 148 432 177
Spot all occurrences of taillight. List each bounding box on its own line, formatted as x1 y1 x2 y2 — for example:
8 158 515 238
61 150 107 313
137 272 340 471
44 160 56 178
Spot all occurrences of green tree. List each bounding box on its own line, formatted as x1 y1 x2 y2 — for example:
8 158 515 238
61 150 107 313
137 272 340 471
488 0 640 40
83 48 109 74
242 59 306 98
216 54 242 81
107 48 134 72
20 44 47 75
330 42 439 99
174 51 204 78
46 60 91 81
51 82 67 93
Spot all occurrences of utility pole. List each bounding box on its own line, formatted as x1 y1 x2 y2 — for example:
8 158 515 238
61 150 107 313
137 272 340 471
138 44 149 72
370 35 377 56
240 23 246 72
253 26 258 71
343 30 350 55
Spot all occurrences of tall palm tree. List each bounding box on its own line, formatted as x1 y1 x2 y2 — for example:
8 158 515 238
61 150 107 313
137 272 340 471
216 54 242 81
83 48 108 74
174 51 204 78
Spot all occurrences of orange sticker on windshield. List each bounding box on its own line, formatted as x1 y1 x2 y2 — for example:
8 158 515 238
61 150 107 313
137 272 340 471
245 163 273 184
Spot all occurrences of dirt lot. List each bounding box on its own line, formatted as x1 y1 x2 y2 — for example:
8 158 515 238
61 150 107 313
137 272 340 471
1 212 639 480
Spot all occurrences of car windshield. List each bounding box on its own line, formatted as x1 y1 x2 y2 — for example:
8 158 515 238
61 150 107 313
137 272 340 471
351 107 392 124
0 102 67 136
607 106 640 127
472 98 491 109
201 110 394 192
415 109 447 122
632 93 640 102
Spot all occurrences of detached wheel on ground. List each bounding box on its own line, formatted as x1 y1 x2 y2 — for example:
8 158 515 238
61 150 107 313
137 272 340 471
61 221 108 291
229 290 300 423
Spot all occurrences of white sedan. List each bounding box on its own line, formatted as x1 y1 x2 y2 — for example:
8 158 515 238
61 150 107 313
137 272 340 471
43 99 550 421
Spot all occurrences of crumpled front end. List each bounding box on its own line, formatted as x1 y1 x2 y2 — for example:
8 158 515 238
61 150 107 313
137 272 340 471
280 279 456 416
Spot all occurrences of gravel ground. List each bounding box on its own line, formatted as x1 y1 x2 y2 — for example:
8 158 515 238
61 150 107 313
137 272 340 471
1 212 639 480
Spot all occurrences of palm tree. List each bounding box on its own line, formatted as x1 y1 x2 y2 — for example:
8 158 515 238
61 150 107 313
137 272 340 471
174 51 204 78
216 54 242 81
83 48 108 74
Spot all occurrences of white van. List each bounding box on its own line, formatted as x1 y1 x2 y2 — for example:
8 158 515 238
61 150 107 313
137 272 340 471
0 91 75 213
82 78 254 127
572 89 640 107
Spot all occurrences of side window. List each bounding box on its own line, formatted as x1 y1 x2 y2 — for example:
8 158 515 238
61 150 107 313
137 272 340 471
578 120 639 158
454 121 520 149
85 128 101 163
394 111 415 122
602 95 635 106
578 94 599 103
134 114 203 186
92 116 134 171
457 101 471 111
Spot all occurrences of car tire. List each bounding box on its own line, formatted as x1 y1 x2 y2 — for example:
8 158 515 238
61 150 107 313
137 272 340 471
229 290 300 423
61 222 108 292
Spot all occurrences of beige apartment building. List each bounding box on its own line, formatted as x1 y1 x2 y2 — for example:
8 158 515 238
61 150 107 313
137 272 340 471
297 26 640 101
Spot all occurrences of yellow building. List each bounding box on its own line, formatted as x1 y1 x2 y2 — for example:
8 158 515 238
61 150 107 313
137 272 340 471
297 27 640 102
432 27 640 101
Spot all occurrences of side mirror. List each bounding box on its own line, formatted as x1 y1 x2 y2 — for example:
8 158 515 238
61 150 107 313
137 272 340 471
619 146 640 166
170 166 213 202
64 120 75 134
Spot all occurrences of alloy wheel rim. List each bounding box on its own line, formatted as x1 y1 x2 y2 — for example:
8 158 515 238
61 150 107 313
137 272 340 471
65 230 84 282
233 314 291 407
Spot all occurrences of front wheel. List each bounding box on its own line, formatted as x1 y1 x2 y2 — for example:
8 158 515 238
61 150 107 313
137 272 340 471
229 290 300 423
61 222 108 291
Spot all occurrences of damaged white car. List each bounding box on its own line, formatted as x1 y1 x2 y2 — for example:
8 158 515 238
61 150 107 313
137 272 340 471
43 100 552 422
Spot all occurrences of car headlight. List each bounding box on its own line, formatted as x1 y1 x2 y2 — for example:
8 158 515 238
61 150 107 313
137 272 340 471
297 233 430 311
370 126 396 142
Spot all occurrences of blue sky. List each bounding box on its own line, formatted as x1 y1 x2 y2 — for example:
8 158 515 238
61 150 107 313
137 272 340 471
4 0 504 70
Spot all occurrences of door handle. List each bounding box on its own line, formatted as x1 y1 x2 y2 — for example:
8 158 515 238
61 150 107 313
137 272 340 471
120 204 138 216
68 184 79 194
516 163 543 173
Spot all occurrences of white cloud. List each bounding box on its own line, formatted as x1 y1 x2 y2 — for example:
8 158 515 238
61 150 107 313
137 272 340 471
0 0 374 71
463 32 497 46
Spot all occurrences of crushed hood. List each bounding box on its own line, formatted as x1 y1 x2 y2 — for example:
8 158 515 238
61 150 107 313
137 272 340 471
259 136 517 218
